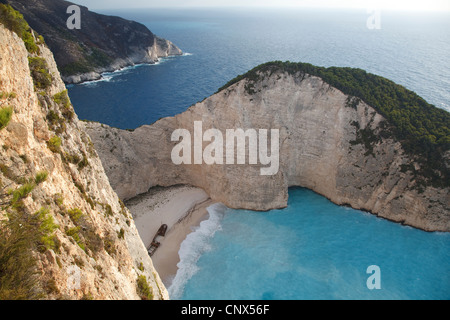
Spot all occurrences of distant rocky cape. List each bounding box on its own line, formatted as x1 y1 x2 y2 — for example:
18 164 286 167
86 63 450 233
1 0 182 83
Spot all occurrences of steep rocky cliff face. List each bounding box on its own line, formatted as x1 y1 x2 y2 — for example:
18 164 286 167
0 23 168 299
86 67 449 232
1 0 182 84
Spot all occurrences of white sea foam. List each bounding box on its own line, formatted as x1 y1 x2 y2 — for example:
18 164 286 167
79 73 116 87
168 203 227 300
79 62 159 86
77 53 190 86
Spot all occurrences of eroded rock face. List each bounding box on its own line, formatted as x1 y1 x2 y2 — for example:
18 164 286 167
86 70 449 232
0 25 168 299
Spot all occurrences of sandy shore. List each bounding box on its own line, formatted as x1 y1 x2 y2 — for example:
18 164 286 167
125 185 213 285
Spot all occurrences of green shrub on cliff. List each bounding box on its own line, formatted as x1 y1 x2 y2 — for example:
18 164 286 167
47 136 62 153
0 211 42 299
34 170 48 185
9 182 35 208
53 90 74 121
35 207 59 252
28 57 52 89
0 4 39 54
68 208 84 225
136 275 153 300
0 206 59 299
0 106 13 130
53 90 71 108
65 226 85 251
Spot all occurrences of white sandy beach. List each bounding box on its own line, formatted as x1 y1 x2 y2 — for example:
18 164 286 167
125 185 213 285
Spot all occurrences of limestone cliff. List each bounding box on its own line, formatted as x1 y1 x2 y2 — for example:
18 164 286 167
1 0 183 84
0 21 168 299
86 64 449 233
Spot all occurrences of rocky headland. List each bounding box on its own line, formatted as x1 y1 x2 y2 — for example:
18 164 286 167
86 62 450 232
0 0 182 84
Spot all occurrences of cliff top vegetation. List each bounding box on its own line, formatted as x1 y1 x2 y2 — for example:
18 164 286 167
220 61 450 188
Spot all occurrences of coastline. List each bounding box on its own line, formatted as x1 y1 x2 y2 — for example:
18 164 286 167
125 185 213 285
63 62 159 85
152 199 213 284
64 52 190 85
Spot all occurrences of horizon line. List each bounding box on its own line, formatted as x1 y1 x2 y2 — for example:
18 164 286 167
74 3 450 13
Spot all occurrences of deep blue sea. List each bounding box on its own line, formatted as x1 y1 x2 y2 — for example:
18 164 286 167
66 8 450 300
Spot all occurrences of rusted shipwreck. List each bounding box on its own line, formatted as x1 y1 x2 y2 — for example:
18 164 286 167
147 224 168 256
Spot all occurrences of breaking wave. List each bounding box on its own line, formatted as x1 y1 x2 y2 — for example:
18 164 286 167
167 203 227 300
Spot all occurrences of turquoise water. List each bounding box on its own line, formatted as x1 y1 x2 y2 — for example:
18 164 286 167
169 188 450 300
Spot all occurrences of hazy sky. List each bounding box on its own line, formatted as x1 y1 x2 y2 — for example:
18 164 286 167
71 0 450 12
